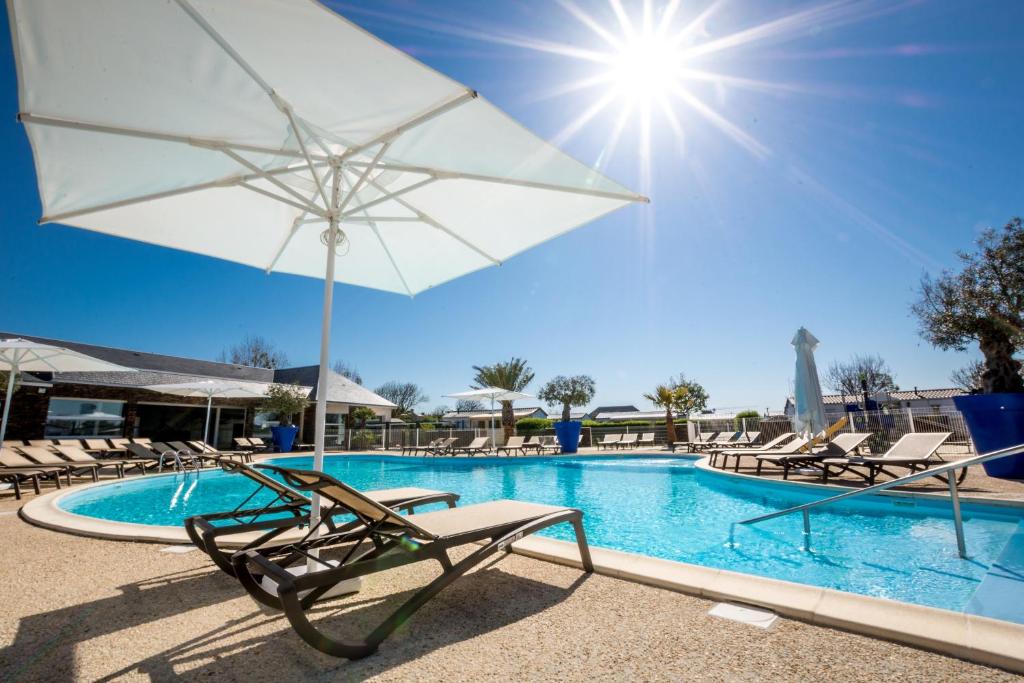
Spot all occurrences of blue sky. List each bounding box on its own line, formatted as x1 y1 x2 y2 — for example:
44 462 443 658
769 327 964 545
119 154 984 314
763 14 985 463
1 1 1021 414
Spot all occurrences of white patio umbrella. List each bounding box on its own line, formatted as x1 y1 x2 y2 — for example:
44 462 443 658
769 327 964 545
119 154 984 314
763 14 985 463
141 379 272 445
0 338 132 443
8 0 645 537
445 387 533 449
791 327 827 439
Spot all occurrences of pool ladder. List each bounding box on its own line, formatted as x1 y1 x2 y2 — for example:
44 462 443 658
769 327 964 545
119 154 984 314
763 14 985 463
733 441 1024 559
157 448 201 473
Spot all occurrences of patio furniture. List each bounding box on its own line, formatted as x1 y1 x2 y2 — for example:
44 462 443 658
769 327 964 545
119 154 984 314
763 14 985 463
454 436 491 456
668 431 717 453
427 437 458 456
16 445 100 482
707 432 796 468
497 436 526 456
821 432 959 485
618 433 638 449
0 448 64 497
541 435 562 453
596 434 621 450
715 436 807 472
230 466 592 659
755 433 870 479
54 445 157 477
83 438 128 457
403 438 443 456
185 461 459 577
638 432 655 448
522 436 545 455
187 441 253 463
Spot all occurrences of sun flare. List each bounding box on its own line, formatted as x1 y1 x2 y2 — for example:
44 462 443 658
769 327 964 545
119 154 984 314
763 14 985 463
608 33 685 105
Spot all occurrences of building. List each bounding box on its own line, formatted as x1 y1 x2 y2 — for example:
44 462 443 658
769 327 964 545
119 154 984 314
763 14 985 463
783 387 967 418
0 332 395 449
441 407 547 430
586 405 639 420
589 409 681 422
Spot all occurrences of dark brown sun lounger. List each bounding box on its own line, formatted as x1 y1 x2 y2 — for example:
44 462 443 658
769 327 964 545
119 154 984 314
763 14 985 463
185 461 459 577
0 448 69 488
231 467 592 659
54 444 158 477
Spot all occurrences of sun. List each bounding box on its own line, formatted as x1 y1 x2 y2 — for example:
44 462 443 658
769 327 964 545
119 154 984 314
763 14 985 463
607 32 684 105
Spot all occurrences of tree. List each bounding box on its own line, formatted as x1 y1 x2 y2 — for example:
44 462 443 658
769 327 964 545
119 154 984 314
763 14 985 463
537 375 596 422
350 406 376 427
912 218 1024 394
258 383 308 426
0 371 20 396
428 405 450 420
671 374 709 416
218 334 288 369
332 360 363 385
471 357 534 440
950 361 985 393
824 354 898 405
455 398 484 412
644 385 685 443
374 381 428 417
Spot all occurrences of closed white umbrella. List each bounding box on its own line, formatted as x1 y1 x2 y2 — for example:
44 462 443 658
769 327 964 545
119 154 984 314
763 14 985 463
0 338 131 442
142 379 272 445
445 387 533 449
792 327 827 439
8 1 645 540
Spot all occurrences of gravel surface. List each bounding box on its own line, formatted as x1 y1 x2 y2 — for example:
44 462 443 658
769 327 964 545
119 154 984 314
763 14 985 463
0 504 1020 682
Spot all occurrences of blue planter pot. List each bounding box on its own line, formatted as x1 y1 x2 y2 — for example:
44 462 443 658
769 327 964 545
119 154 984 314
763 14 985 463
953 393 1024 479
553 421 582 454
271 425 299 453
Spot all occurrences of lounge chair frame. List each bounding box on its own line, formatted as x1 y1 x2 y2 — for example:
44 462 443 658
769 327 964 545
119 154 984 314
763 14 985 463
231 467 592 659
185 461 458 576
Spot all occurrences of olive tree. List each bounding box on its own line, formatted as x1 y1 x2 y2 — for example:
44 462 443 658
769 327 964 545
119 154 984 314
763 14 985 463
537 375 596 422
912 218 1024 393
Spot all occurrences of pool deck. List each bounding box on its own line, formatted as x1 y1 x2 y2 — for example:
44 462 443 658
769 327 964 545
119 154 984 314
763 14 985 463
1 495 1021 682
3 448 1024 681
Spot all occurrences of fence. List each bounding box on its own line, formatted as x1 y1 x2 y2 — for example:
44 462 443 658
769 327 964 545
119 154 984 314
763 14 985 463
347 407 974 457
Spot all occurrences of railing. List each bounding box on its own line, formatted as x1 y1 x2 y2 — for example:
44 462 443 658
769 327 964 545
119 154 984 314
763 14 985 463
733 441 1024 559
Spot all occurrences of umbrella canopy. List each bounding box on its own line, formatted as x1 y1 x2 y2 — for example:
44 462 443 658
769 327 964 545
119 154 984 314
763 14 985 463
0 338 132 442
142 379 271 444
445 387 534 449
8 1 645 539
791 327 827 438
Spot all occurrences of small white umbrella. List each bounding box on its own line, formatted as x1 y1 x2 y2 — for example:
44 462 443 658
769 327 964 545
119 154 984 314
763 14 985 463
791 327 827 439
445 387 533 449
142 379 271 445
0 338 131 442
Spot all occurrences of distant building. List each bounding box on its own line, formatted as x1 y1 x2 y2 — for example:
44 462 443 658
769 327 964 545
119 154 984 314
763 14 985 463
783 388 966 418
441 407 547 430
589 409 681 422
0 332 395 449
586 405 639 419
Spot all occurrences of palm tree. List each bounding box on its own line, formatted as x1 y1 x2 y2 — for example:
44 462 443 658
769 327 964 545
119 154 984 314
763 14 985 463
472 357 534 441
644 384 684 443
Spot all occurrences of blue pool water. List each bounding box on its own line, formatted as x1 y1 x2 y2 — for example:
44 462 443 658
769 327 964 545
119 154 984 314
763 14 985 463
59 454 1024 620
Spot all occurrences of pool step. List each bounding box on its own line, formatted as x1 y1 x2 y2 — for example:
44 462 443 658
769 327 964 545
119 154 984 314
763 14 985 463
965 521 1024 625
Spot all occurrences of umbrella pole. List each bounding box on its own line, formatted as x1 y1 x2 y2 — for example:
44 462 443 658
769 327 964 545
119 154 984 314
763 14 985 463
0 365 16 444
203 395 212 445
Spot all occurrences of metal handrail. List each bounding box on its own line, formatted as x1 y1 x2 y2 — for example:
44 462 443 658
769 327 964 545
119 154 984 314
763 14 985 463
734 441 1024 559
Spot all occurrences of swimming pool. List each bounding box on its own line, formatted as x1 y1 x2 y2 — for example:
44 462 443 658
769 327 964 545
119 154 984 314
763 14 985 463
58 454 1024 622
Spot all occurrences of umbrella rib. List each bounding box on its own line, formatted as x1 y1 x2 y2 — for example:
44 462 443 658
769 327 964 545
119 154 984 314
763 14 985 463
221 148 322 212
367 219 414 297
40 161 329 224
346 160 650 203
359 173 501 265
237 182 318 214
338 177 437 218
265 169 336 273
17 113 319 161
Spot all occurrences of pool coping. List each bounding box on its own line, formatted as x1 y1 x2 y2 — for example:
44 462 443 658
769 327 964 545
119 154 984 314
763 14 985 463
17 453 1024 674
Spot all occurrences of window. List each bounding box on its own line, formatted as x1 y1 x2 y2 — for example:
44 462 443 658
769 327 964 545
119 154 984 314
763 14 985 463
325 412 344 448
252 411 279 438
45 398 124 437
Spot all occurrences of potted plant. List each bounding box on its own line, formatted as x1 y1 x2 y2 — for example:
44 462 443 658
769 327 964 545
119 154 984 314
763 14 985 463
258 383 308 453
912 217 1024 477
538 375 595 453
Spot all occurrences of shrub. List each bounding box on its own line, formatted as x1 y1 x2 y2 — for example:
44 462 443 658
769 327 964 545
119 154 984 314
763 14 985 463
516 417 552 433
350 429 375 449
734 410 761 430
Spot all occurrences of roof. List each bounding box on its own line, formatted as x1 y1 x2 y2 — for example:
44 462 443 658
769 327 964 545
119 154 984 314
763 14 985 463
3 332 394 409
785 388 967 407
591 410 680 421
442 407 546 420
588 405 638 415
2 331 272 382
273 366 396 408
